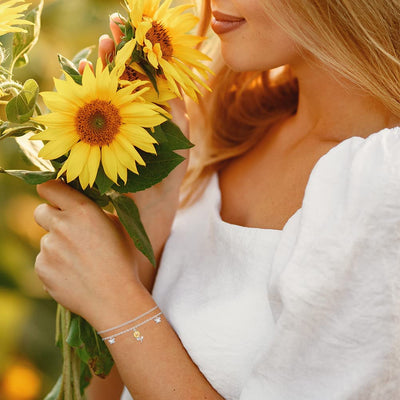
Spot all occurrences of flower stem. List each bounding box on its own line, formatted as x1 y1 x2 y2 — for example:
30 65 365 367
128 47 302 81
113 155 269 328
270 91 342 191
55 304 61 344
62 307 72 399
72 349 82 400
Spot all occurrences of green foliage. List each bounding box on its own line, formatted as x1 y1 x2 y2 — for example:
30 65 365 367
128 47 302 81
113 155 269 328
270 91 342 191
110 192 156 266
6 78 39 123
12 0 44 70
155 119 194 151
58 54 82 85
67 315 113 379
0 168 57 184
113 120 192 194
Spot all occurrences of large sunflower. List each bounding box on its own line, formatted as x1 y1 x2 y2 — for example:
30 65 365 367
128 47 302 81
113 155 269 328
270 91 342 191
31 58 167 189
0 0 33 35
127 0 212 101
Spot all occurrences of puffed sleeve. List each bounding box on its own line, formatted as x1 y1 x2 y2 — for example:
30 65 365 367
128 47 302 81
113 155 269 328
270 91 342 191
240 128 400 400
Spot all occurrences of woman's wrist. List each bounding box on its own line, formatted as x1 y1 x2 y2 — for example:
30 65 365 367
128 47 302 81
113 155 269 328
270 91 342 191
87 278 156 333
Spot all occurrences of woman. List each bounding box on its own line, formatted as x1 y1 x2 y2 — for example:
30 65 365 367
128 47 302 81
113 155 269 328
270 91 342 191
34 0 400 398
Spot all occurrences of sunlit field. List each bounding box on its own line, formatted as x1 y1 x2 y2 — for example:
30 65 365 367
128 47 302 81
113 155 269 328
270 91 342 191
0 0 121 397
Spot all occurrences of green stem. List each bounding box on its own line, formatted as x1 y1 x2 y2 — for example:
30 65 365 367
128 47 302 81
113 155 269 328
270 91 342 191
0 80 23 91
55 304 61 345
0 65 12 77
62 307 72 399
72 349 82 400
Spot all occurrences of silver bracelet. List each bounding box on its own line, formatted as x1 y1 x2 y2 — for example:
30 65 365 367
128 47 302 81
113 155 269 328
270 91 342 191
97 305 159 335
101 311 163 344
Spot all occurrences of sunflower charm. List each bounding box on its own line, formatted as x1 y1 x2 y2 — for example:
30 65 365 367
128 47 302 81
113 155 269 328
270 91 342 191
133 330 144 343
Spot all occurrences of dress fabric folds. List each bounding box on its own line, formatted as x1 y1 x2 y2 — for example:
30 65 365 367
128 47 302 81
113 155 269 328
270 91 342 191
121 127 400 400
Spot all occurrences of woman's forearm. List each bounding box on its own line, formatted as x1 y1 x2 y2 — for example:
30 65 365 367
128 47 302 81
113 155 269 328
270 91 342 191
92 283 224 400
86 365 124 400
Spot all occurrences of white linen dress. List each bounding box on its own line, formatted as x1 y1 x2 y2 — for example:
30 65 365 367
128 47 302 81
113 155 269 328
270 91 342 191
121 127 400 400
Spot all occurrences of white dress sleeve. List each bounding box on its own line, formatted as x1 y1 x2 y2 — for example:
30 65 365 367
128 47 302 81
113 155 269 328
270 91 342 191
240 128 400 400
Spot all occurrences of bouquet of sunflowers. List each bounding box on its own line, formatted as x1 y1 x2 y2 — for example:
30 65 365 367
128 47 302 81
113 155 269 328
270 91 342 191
0 0 212 398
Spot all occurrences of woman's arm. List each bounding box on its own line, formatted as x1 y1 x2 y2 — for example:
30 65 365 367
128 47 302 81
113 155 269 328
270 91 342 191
33 181 223 399
86 366 124 400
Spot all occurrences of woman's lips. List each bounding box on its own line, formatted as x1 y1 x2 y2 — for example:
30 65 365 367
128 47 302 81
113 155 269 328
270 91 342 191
211 11 246 34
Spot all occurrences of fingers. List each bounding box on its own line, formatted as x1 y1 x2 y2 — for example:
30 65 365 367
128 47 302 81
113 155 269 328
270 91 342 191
78 59 93 75
110 13 124 45
34 203 60 232
36 180 92 211
99 34 115 67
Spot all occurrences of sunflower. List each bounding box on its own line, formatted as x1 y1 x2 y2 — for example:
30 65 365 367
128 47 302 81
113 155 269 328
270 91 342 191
30 58 168 189
0 0 33 35
126 0 212 102
116 39 176 105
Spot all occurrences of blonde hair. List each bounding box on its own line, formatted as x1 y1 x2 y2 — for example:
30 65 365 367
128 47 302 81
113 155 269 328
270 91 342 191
182 0 400 204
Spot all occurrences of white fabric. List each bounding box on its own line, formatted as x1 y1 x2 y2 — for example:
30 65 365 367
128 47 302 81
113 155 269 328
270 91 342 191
121 127 400 400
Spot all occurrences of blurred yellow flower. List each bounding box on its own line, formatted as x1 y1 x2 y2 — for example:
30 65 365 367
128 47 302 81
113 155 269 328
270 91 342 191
127 0 212 101
31 58 167 188
0 0 33 35
1 362 41 400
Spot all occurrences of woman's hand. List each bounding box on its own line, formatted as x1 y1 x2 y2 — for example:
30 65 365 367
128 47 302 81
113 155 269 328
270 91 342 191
34 179 142 326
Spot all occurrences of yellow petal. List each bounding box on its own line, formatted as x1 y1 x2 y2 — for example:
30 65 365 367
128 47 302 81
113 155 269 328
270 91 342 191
65 142 91 183
79 163 91 189
32 112 76 128
38 134 79 160
87 145 101 187
102 145 119 183
115 135 145 166
40 91 79 113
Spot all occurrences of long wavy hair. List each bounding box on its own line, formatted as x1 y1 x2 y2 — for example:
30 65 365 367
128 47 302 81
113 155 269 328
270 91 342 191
182 0 400 204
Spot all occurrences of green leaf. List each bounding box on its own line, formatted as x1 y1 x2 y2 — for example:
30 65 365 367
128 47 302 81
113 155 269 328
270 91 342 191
15 135 55 171
160 120 194 150
110 192 156 266
6 78 39 123
43 374 62 400
140 61 158 94
71 46 95 68
0 33 14 71
66 315 91 364
58 54 82 85
113 146 185 193
95 165 114 195
14 53 28 68
4 126 37 138
65 315 113 381
79 318 114 378
80 362 92 392
0 169 57 184
11 0 44 71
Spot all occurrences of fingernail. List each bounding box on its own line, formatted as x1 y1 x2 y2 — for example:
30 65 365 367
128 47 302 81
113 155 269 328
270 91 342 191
99 34 110 43
110 12 122 23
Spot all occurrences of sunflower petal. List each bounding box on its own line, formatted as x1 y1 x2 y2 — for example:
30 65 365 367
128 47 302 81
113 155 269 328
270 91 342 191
102 145 119 184
64 142 91 183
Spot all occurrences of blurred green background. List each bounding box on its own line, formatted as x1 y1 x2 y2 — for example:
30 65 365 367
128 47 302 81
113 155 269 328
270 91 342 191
0 0 122 398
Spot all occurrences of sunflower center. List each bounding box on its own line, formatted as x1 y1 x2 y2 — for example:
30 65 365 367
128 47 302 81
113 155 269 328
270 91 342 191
75 100 122 146
120 65 148 82
146 21 173 58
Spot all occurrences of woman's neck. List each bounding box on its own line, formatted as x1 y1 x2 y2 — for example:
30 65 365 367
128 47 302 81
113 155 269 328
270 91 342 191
286 60 400 143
